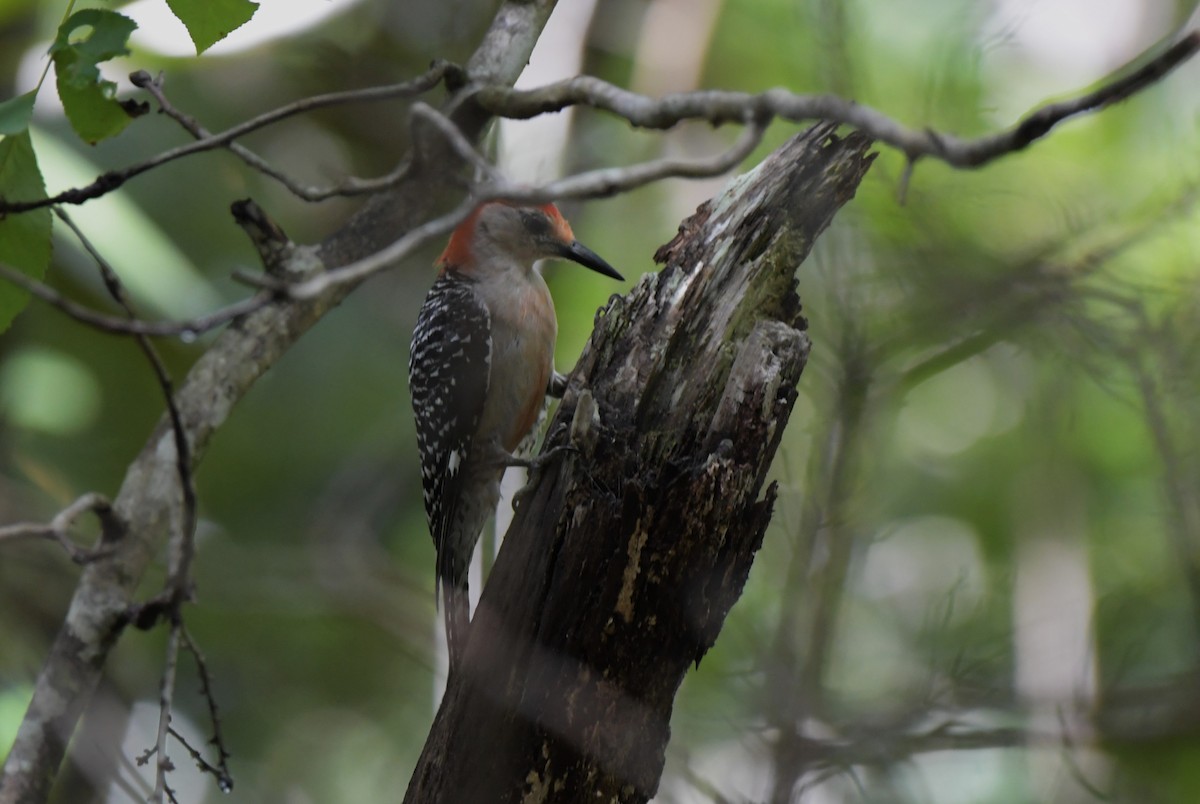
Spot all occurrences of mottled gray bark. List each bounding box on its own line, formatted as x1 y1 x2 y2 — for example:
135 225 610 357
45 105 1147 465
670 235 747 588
405 123 876 804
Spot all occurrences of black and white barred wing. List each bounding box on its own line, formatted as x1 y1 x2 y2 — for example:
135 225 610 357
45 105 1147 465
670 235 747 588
407 273 491 585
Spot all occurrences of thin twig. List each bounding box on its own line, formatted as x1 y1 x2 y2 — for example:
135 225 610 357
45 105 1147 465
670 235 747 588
0 61 462 213
112 747 156 803
796 721 1061 769
410 102 505 182
0 5 546 799
180 628 234 792
135 71 316 200
0 492 118 563
134 72 418 202
534 115 767 194
472 31 1200 168
55 209 200 613
151 621 183 804
893 184 1200 393
166 728 227 789
1056 707 1113 801
52 217 222 799
3 31 1192 216
0 262 275 337
245 115 769 299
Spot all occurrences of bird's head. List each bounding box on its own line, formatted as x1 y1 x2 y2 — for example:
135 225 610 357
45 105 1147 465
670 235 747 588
437 201 624 282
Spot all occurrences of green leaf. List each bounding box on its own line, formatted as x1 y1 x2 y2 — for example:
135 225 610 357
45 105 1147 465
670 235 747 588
50 10 138 143
165 0 259 54
0 92 36 136
55 55 135 143
0 131 52 333
50 10 136 88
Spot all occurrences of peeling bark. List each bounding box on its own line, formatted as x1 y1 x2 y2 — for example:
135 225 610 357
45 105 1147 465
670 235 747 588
404 123 876 804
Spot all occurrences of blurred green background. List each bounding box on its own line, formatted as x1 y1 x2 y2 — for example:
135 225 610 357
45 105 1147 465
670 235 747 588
3 0 1200 801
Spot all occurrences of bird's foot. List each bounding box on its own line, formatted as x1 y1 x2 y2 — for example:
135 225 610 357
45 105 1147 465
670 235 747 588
547 370 569 399
510 426 577 509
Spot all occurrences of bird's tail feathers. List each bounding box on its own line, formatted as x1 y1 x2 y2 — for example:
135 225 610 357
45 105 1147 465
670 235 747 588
442 581 470 670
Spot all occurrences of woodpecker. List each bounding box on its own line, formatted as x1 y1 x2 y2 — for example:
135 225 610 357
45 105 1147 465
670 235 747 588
408 201 623 668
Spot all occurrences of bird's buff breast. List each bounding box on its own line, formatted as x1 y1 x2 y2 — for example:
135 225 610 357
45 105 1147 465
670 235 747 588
477 279 557 453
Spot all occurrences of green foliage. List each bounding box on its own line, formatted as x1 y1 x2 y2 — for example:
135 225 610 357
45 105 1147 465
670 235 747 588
49 9 138 143
165 0 260 54
50 10 135 87
0 131 50 332
0 92 36 135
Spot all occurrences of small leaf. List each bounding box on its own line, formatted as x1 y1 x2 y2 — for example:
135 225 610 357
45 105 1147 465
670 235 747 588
0 131 52 333
55 55 134 143
0 92 37 136
165 0 259 54
50 10 138 143
50 10 137 88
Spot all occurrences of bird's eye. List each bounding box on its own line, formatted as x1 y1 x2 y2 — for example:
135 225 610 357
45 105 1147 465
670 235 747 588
519 211 552 237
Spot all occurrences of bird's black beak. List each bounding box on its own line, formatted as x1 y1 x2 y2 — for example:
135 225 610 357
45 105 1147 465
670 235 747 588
558 240 624 281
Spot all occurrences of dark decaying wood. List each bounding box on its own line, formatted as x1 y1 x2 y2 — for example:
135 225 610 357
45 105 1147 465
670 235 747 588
404 123 876 804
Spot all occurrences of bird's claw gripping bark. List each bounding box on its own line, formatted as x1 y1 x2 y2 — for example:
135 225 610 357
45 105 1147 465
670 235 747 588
547 370 569 399
510 427 578 509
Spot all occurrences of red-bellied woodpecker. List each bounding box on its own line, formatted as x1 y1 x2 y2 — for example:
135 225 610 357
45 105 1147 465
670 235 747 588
408 201 623 668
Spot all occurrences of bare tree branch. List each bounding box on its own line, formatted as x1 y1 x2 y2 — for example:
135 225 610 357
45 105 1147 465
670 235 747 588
54 209 200 622
0 3 559 801
779 682 1200 796
797 721 1048 767
473 30 1199 168
243 112 768 298
149 622 182 804
133 71 324 202
0 262 275 337
179 628 233 792
132 71 430 202
0 493 119 564
0 61 463 214
410 103 505 183
3 30 1190 218
46 211 215 800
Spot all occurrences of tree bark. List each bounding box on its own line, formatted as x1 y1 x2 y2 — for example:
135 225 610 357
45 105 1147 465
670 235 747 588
404 123 876 803
0 3 558 801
